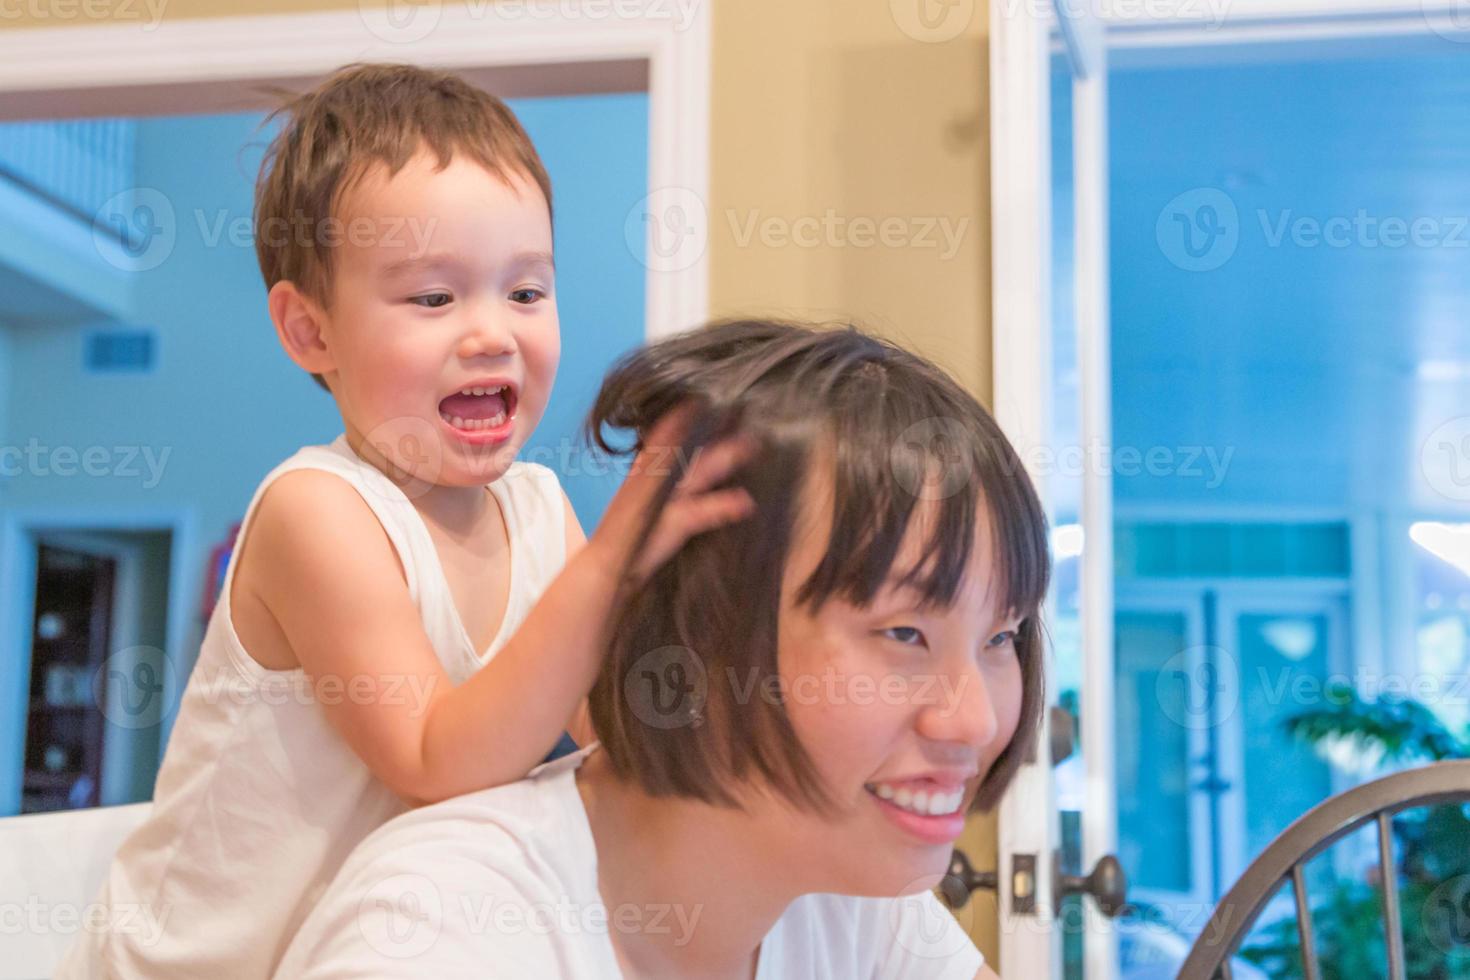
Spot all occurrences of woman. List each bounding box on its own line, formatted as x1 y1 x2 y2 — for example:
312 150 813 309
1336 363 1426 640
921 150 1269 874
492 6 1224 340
273 318 1050 979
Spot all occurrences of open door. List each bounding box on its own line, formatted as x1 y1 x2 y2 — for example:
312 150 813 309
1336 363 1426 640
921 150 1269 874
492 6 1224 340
985 1 1124 977
22 542 116 814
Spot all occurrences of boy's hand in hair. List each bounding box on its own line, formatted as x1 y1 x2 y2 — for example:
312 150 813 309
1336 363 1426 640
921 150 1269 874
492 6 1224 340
586 399 759 589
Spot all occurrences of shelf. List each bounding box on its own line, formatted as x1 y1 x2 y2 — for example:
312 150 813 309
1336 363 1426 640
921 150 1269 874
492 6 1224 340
23 770 77 791
29 700 93 712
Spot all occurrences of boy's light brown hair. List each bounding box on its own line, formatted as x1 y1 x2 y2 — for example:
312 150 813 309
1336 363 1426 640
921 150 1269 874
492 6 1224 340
252 62 554 393
584 318 1051 816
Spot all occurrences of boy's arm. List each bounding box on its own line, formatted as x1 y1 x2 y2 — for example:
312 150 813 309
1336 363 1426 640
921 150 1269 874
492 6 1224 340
254 471 619 806
412 409 756 797
255 405 753 805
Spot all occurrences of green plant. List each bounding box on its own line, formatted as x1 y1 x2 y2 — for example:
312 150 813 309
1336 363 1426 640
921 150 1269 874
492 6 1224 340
1239 682 1470 979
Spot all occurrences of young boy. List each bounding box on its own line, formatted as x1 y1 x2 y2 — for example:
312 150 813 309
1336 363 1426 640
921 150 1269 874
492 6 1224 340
53 63 755 979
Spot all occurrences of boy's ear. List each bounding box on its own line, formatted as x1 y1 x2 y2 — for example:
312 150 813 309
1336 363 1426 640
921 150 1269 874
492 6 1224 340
268 280 335 378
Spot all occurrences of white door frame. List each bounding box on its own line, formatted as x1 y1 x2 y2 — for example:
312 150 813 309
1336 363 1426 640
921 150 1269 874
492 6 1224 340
989 1 1463 976
0 1 711 342
990 0 1111 974
988 1 1062 976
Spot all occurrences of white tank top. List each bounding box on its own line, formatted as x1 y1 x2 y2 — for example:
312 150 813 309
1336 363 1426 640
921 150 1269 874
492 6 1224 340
54 433 569 979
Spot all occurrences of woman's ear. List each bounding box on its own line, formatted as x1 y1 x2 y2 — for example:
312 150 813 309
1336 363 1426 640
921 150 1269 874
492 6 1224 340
268 280 335 378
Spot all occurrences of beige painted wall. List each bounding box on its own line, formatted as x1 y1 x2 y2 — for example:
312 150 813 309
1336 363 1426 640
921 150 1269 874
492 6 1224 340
707 3 998 958
3 0 1002 961
708 3 993 403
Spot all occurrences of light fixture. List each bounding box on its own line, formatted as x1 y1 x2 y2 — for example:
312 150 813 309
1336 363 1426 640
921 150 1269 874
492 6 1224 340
1051 523 1085 560
1260 618 1317 661
1409 521 1470 579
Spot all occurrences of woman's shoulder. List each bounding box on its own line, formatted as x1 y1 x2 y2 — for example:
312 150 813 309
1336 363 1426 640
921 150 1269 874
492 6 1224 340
340 746 594 880
768 889 983 979
353 745 592 866
274 751 606 977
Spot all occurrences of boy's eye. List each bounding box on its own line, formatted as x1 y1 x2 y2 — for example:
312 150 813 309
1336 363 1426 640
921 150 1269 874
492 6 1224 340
409 292 452 309
881 626 927 648
509 287 545 305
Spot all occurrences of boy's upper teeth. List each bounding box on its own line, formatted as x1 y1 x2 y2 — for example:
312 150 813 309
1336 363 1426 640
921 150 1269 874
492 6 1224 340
866 781 965 817
460 385 506 397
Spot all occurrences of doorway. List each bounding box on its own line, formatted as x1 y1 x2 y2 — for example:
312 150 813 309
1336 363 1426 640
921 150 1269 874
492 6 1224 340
990 3 1470 978
23 541 115 813
18 528 173 814
1113 582 1351 915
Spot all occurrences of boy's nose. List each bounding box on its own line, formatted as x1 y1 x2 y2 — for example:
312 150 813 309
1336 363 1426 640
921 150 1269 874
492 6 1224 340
458 310 517 358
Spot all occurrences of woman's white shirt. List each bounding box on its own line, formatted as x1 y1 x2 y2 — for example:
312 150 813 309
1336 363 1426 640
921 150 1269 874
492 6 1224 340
272 744 984 979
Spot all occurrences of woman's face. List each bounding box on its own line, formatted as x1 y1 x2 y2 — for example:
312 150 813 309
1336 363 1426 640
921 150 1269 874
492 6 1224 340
757 462 1026 897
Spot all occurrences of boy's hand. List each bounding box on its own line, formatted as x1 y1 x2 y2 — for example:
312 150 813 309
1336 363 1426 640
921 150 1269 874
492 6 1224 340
586 399 758 588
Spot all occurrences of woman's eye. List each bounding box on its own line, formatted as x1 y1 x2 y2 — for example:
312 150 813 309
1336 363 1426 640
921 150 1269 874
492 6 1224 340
409 292 452 309
509 287 545 305
882 626 927 647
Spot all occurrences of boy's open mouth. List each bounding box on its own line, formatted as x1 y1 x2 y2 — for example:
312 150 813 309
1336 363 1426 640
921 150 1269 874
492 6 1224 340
438 383 517 431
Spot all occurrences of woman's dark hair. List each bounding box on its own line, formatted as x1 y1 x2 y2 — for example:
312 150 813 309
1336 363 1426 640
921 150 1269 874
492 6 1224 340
584 318 1050 814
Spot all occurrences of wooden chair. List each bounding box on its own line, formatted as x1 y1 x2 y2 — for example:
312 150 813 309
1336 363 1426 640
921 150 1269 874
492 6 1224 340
1179 759 1470 980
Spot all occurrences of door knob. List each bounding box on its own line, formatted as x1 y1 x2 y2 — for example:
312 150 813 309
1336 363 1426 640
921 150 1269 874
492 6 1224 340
938 848 997 910
1055 853 1128 917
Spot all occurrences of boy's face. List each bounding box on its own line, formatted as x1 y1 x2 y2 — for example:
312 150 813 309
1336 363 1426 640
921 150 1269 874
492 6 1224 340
757 463 1025 898
321 150 558 489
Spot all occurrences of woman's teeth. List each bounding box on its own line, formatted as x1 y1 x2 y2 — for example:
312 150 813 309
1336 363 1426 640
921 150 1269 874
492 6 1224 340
866 782 965 817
